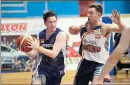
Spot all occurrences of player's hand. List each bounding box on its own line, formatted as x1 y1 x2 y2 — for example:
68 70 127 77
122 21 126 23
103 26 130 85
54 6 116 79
69 25 80 35
111 9 121 25
27 37 40 50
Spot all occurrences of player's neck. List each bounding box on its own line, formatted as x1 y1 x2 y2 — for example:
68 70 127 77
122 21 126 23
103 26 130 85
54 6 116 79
46 28 56 36
90 21 101 29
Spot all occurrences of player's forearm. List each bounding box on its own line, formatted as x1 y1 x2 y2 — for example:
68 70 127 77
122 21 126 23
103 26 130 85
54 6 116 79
99 46 122 79
109 23 126 33
117 22 126 32
36 46 57 59
99 53 121 79
69 25 83 35
25 49 38 58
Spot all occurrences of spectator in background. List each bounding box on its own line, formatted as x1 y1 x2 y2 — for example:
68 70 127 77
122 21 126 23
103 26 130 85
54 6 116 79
31 59 36 72
10 39 18 50
25 59 33 72
13 57 22 72
2 37 9 46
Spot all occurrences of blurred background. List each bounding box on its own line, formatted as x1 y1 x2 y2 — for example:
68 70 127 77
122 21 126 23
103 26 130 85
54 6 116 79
1 0 130 84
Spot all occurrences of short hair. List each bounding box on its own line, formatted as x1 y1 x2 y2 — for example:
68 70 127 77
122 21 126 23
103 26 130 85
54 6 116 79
89 3 103 15
43 10 57 22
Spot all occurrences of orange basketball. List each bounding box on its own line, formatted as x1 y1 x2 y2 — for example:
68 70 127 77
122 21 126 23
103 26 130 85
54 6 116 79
16 34 33 52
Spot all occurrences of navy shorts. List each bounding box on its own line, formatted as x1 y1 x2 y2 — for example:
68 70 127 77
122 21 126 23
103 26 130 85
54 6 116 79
73 59 104 85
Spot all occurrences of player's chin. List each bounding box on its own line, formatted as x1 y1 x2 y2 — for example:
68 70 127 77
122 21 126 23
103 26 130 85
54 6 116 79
52 27 56 30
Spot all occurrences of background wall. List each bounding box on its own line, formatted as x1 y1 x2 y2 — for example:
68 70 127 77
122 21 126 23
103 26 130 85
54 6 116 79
104 1 130 14
1 1 130 18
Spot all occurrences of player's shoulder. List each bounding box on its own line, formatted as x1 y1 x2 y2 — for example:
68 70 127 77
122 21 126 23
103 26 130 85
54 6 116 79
56 32 68 42
100 22 108 27
39 29 46 34
57 31 67 37
100 22 112 31
56 30 68 40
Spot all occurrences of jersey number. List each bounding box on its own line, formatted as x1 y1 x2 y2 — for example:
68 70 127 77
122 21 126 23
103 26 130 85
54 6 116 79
95 34 101 39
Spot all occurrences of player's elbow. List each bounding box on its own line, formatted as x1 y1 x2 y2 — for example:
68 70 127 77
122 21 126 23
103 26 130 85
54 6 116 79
49 52 58 59
117 24 126 33
118 28 124 33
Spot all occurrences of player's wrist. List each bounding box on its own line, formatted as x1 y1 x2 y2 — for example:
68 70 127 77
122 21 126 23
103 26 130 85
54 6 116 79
35 45 40 50
118 21 124 27
118 21 126 31
118 21 122 26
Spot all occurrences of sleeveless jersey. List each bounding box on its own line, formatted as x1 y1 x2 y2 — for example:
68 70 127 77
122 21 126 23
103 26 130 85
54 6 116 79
81 26 109 64
37 28 67 78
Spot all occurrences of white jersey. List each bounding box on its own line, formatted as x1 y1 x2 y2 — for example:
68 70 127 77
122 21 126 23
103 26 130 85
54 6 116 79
82 27 109 64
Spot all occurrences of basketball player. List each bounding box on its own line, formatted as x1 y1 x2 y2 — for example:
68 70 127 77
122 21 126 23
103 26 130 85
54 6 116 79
26 10 68 85
79 21 111 83
94 27 130 84
69 3 125 85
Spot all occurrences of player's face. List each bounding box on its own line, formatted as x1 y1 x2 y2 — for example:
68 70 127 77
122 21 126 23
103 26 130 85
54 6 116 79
87 8 101 23
44 16 57 30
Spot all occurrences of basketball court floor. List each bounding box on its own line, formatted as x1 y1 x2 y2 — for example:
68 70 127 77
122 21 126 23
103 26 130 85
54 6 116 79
1 70 130 84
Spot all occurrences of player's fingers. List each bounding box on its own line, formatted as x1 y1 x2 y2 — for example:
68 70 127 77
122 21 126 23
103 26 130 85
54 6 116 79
69 26 75 34
27 38 33 42
114 10 119 18
27 40 32 44
113 9 120 19
33 37 36 41
116 11 120 19
110 16 114 21
112 10 116 17
27 46 32 48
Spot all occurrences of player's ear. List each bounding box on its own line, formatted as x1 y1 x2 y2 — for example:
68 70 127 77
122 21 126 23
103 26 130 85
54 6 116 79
56 19 58 22
98 13 102 17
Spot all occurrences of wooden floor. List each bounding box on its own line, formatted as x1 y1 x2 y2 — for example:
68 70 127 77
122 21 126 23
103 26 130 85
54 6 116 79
1 70 130 84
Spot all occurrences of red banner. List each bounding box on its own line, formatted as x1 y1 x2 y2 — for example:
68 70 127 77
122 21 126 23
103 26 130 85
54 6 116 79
1 23 27 33
79 0 95 17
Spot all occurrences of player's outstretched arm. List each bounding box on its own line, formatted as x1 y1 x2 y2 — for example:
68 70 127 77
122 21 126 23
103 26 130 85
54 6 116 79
104 10 126 33
69 24 84 35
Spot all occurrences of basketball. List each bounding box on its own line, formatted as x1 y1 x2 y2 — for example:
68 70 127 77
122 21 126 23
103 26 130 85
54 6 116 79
16 34 33 52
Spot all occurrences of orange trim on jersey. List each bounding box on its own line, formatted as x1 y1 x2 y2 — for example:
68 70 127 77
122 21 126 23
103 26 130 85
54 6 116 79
81 32 88 43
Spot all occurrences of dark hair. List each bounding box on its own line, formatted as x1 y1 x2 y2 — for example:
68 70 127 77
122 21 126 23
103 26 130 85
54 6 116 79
89 3 103 15
43 10 57 22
